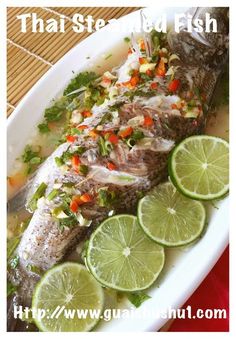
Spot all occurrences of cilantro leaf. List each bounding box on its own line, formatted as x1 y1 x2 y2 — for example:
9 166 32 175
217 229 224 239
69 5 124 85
27 182 47 212
38 123 50 133
63 71 98 98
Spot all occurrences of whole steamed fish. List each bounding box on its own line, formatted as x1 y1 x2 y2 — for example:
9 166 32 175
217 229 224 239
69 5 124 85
7 7 228 330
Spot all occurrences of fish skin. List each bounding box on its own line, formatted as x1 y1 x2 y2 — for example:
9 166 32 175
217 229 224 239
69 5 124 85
7 7 228 330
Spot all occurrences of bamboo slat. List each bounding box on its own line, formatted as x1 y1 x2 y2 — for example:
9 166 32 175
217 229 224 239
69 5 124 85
7 7 140 116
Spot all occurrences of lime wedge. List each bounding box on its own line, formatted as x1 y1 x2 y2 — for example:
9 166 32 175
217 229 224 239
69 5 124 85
32 263 104 332
138 182 206 247
86 215 165 291
169 135 229 200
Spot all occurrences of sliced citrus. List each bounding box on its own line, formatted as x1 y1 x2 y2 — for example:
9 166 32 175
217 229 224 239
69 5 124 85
86 215 165 291
138 182 206 246
169 135 229 200
32 263 104 332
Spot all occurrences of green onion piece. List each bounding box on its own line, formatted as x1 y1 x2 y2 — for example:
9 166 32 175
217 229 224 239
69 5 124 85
38 123 50 134
126 138 136 148
124 37 131 43
79 164 89 176
52 206 64 217
98 137 113 156
97 188 116 207
27 182 47 212
47 189 59 201
9 255 19 269
132 130 144 140
7 237 20 259
29 156 42 165
74 146 86 156
55 157 64 167
26 264 43 276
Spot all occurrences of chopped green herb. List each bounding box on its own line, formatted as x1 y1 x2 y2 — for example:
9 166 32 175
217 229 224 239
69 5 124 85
21 145 43 174
140 72 153 81
44 96 69 122
38 123 50 134
108 101 124 112
74 146 86 156
26 264 43 276
126 89 156 101
79 164 89 176
126 130 144 148
63 182 74 188
58 217 77 230
63 71 98 99
127 292 151 308
55 156 64 167
9 254 20 269
97 112 112 126
132 130 144 140
70 127 83 135
7 237 20 259
151 30 166 51
124 37 131 43
29 156 42 165
97 188 117 207
27 182 47 212
66 97 81 112
55 147 86 167
84 86 105 109
47 189 59 201
115 175 135 182
98 137 113 156
22 145 41 163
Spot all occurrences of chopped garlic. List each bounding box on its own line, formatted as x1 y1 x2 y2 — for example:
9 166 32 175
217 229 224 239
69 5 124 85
37 197 46 209
70 110 83 124
109 86 118 100
96 125 103 131
139 63 156 73
103 71 117 80
127 115 144 127
77 213 92 227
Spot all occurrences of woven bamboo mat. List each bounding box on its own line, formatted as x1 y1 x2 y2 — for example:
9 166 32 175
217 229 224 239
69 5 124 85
7 7 141 117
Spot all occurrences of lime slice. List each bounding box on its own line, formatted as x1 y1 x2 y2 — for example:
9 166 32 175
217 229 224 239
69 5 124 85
169 135 229 200
86 215 165 291
32 263 104 332
138 182 206 247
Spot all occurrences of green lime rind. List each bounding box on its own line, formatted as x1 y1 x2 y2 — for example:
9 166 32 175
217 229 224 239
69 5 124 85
32 263 104 332
169 135 229 201
86 214 165 292
137 182 206 247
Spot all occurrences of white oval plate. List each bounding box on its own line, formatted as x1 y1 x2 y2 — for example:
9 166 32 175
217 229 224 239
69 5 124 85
7 7 229 332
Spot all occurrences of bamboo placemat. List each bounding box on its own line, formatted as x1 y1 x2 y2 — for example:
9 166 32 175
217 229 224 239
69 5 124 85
7 7 141 117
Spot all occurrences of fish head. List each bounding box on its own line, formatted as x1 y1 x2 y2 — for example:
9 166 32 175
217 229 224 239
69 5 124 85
167 7 229 68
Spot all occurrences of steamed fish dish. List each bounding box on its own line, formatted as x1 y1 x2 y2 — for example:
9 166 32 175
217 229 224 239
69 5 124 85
7 7 229 331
